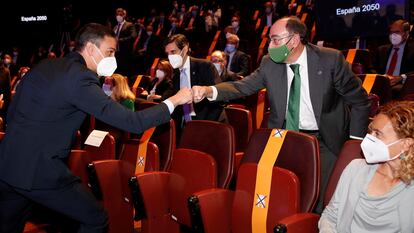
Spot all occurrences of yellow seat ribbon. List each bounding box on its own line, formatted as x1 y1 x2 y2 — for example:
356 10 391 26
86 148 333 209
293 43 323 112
135 127 156 174
345 49 357 64
251 129 288 233
362 74 377 94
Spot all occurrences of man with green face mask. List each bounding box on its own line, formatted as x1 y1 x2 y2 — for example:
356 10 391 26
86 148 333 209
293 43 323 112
192 16 370 213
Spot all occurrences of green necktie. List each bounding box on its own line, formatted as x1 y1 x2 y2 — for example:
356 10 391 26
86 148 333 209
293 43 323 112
286 64 301 131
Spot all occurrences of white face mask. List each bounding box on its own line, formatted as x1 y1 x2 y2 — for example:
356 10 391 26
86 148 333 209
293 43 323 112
389 33 403 45
116 15 124 24
213 63 222 74
91 45 117 77
147 31 153 36
155 69 165 80
168 48 185 69
361 134 402 164
102 83 113 96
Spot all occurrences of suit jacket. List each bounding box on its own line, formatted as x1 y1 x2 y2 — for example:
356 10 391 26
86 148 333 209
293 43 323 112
114 21 137 53
172 57 222 126
371 39 414 76
229 50 250 77
0 52 171 190
216 44 370 154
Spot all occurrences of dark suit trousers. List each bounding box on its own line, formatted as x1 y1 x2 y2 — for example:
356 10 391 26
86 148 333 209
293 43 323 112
0 180 108 233
306 131 337 214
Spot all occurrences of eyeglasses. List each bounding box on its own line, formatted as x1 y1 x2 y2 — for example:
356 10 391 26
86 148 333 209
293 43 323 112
269 34 293 44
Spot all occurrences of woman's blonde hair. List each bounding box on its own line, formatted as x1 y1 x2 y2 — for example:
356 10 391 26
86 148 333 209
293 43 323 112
379 101 414 184
111 73 135 101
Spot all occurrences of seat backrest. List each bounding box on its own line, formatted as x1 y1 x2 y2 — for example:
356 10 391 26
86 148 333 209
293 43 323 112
400 74 414 100
323 140 363 207
351 62 364 74
368 93 380 117
358 74 392 104
225 107 253 153
341 49 372 68
242 129 320 212
231 163 300 233
88 160 135 233
71 130 82 150
150 119 176 171
84 133 116 161
119 139 160 172
179 120 235 188
67 150 92 189
168 148 218 226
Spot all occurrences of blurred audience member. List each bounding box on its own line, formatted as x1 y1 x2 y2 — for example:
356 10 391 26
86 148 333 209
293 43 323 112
12 66 30 93
210 50 240 83
147 60 175 102
225 34 251 77
371 20 414 98
113 8 137 78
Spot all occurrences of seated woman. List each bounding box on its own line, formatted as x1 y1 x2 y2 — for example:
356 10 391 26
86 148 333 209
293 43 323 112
95 74 136 156
147 60 174 102
110 73 136 111
319 101 414 232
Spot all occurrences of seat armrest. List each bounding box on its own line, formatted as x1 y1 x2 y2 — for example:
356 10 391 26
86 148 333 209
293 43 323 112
274 213 320 233
188 188 234 233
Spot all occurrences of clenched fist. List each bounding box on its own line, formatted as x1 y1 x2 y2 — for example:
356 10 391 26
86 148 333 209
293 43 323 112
192 86 213 103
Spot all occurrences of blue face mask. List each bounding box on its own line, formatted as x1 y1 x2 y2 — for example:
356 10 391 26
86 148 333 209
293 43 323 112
102 83 112 96
225 44 236 53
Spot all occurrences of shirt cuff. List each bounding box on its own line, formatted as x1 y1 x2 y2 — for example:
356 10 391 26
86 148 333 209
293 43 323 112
350 135 363 140
162 100 175 114
207 86 218 101
401 74 407 84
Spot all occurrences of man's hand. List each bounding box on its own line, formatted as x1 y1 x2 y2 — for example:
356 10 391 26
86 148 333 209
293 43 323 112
167 88 193 107
387 75 402 86
192 86 213 103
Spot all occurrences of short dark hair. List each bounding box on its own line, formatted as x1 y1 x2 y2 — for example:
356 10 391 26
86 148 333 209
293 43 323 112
164 34 189 50
285 16 308 44
75 23 116 51
391 19 410 33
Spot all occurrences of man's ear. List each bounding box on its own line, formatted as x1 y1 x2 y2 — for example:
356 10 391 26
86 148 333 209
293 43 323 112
85 42 95 56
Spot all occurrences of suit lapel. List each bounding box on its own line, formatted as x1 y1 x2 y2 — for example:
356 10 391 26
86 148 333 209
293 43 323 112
306 45 323 124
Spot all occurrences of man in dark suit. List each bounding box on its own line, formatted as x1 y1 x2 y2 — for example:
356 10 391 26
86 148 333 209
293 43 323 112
0 23 192 233
164 34 222 131
113 8 137 77
210 50 240 83
371 20 414 98
193 16 370 213
225 34 251 77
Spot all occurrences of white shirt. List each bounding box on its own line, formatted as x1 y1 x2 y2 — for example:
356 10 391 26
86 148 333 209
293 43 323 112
286 47 318 130
180 56 191 89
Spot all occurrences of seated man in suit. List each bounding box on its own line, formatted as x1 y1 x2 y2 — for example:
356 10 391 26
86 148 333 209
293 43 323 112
193 16 370 213
164 34 222 131
225 34 251 77
371 19 414 98
210 50 241 83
